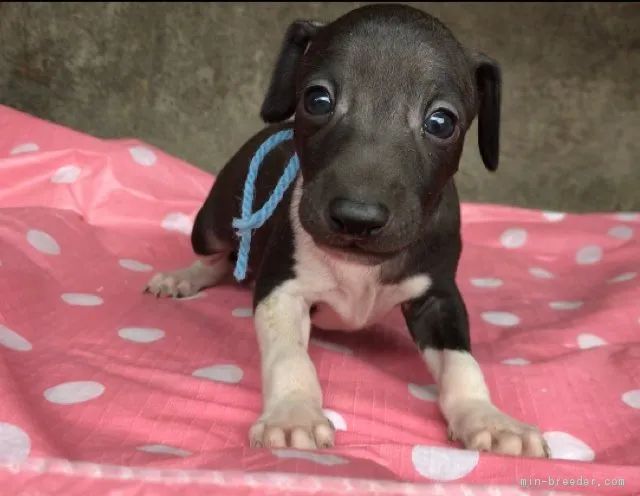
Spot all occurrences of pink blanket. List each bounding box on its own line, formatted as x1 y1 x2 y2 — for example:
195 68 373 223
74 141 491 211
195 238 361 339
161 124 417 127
0 104 638 496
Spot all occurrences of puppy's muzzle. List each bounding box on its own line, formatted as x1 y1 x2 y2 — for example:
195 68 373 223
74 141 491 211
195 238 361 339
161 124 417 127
327 197 390 238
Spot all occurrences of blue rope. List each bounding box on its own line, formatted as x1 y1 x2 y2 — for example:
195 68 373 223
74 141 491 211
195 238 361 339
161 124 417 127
232 129 300 281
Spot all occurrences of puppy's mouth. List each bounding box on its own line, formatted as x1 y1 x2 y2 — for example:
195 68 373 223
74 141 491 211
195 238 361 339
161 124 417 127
315 237 396 265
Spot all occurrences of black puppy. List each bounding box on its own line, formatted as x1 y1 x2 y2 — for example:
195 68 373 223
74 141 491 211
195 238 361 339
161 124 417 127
145 4 550 458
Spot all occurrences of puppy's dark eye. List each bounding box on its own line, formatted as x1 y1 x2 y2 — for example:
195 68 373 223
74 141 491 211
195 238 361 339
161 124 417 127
423 109 457 139
303 86 334 116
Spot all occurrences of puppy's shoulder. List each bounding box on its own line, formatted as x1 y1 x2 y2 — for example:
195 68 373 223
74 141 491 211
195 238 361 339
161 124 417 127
209 122 295 195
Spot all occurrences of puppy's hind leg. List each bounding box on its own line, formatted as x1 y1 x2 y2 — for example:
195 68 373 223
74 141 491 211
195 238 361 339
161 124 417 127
144 206 233 298
144 255 231 298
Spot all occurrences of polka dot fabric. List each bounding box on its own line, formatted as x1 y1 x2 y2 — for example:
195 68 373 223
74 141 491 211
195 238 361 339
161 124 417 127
0 104 638 496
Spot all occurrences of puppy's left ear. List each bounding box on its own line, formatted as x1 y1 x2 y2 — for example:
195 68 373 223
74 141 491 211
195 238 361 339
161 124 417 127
470 52 502 172
260 20 324 124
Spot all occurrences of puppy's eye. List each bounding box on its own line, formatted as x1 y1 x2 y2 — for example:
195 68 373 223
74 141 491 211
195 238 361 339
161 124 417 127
423 109 457 139
303 86 334 116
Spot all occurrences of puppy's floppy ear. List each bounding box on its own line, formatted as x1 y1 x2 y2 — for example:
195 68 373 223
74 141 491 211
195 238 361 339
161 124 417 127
470 52 502 172
260 20 323 124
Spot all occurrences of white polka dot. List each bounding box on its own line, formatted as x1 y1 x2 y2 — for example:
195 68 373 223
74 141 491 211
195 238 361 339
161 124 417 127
543 432 595 462
0 423 31 463
129 146 157 166
575 245 602 265
192 364 244 384
118 259 153 272
310 338 353 355
481 311 520 327
60 293 104 306
529 267 555 279
608 225 633 240
621 390 640 409
51 165 81 184
615 212 638 222
232 307 253 318
470 278 503 288
272 449 348 466
0 325 32 352
549 301 583 311
323 409 347 431
161 213 192 236
501 358 530 366
44 381 105 405
408 383 438 402
137 444 191 457
10 142 39 155
27 229 60 255
542 211 566 222
118 327 165 343
577 333 607 349
500 228 527 249
411 445 479 481
608 272 636 283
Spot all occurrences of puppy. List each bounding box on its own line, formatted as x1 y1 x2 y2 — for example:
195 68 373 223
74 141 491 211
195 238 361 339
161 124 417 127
145 3 550 458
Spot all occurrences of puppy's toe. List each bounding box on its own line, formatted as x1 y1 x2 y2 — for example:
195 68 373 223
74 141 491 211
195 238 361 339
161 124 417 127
492 430 524 456
248 422 266 448
290 427 317 450
313 422 335 449
522 429 551 458
249 396 336 450
144 273 171 297
449 401 550 459
466 429 492 452
175 279 197 298
264 426 287 448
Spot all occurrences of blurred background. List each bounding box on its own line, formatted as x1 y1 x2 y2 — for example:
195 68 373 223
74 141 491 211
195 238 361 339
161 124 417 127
1 2 638 212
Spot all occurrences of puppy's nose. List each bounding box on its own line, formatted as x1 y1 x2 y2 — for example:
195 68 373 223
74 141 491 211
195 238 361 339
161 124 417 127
328 198 390 237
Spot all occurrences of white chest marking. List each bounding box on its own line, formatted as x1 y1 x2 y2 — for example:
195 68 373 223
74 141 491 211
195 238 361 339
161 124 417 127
288 178 431 331
305 264 430 331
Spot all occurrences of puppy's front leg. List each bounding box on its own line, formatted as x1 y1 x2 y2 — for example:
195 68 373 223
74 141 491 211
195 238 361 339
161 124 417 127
403 282 551 458
249 283 334 449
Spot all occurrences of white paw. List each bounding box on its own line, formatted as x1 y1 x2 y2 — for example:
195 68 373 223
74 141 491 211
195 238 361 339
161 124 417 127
249 395 335 450
144 270 201 298
447 400 550 458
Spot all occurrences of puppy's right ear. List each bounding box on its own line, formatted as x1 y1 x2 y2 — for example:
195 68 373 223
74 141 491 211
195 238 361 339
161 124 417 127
260 20 323 124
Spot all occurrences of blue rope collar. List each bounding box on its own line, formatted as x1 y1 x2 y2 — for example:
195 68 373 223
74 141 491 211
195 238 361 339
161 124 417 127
231 129 299 281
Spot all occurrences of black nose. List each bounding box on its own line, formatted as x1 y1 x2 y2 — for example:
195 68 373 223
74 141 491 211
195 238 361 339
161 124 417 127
328 198 390 237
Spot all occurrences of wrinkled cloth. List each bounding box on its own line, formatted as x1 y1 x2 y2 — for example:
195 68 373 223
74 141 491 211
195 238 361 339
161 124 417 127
0 105 638 495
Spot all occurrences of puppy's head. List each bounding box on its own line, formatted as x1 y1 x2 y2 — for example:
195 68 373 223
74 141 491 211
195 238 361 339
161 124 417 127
260 4 501 263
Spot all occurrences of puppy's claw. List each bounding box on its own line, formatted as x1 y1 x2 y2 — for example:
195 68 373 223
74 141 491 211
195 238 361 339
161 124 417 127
447 427 457 442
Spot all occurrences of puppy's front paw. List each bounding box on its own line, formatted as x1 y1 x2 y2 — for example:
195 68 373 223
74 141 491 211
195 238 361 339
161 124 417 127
250 395 335 450
144 271 200 298
447 400 550 458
